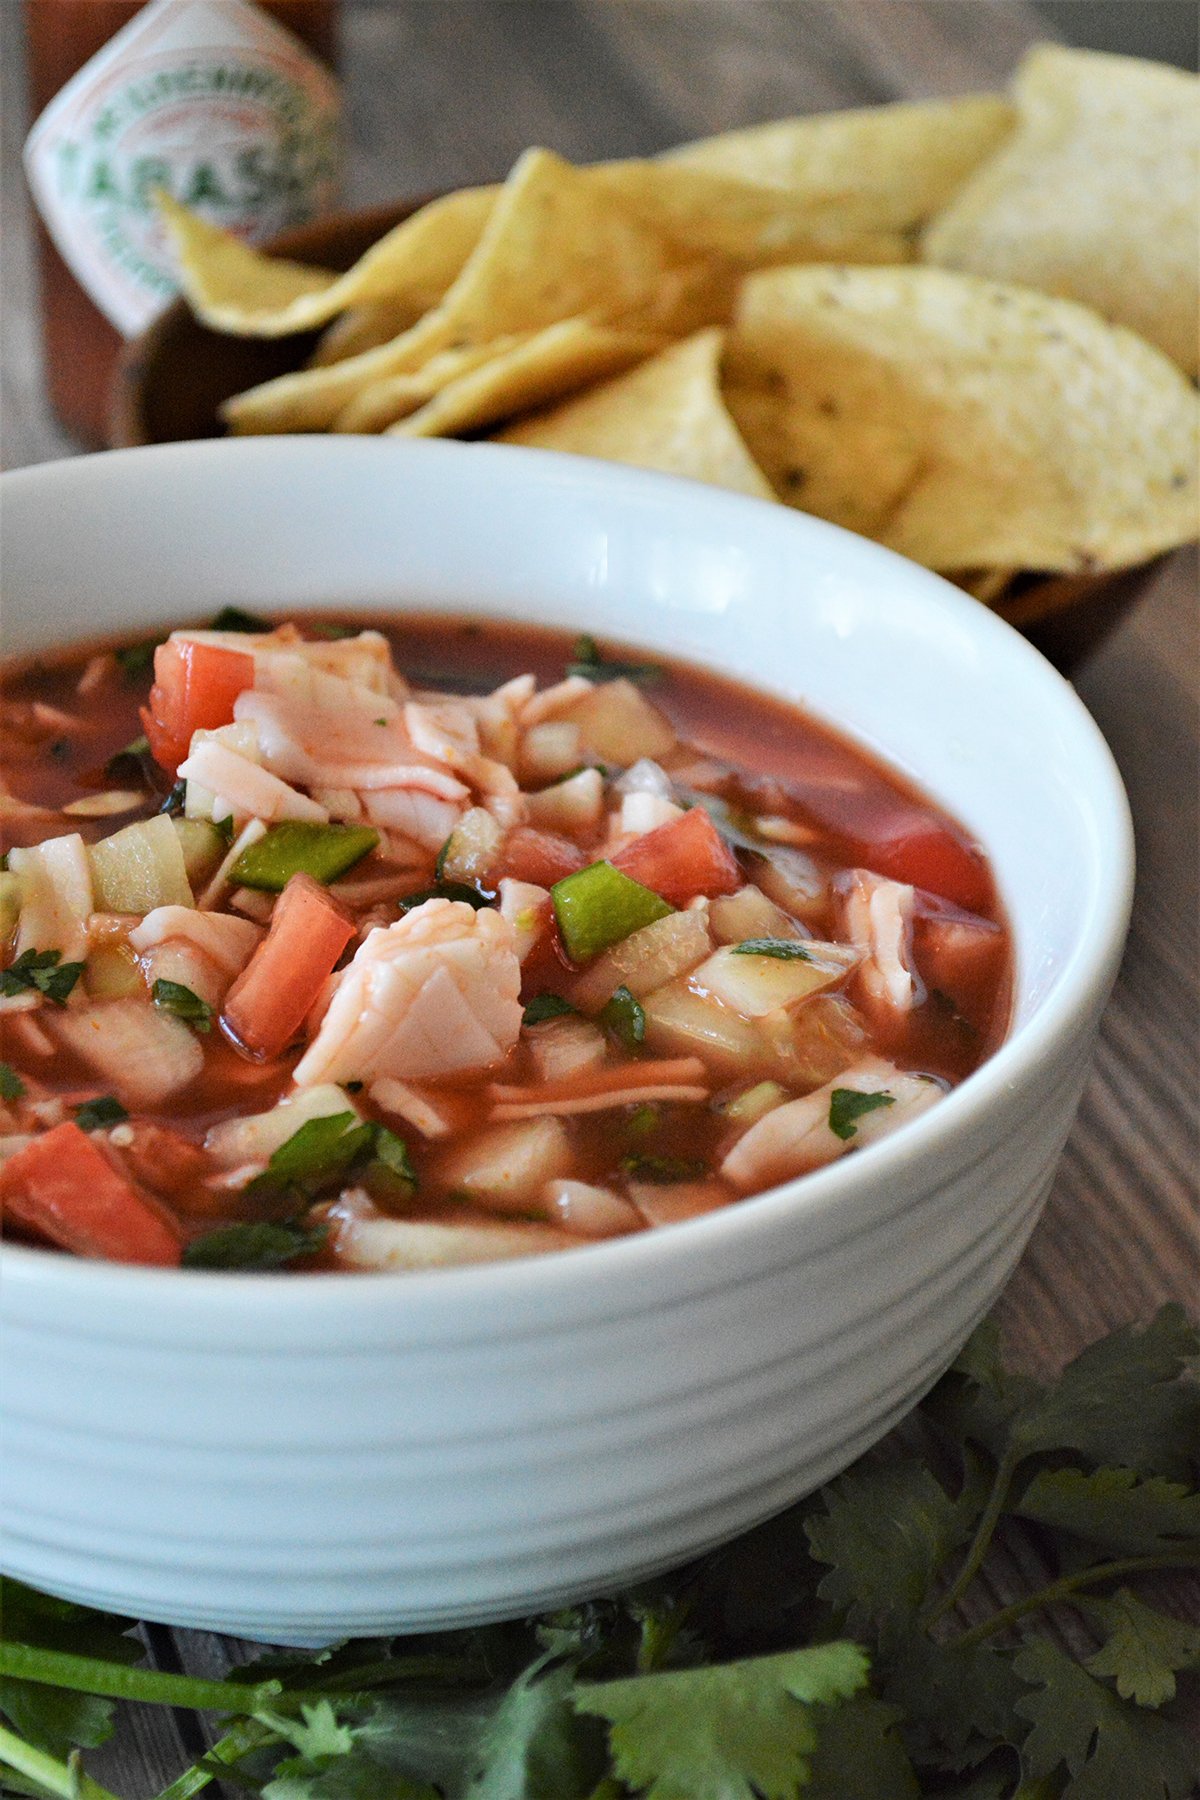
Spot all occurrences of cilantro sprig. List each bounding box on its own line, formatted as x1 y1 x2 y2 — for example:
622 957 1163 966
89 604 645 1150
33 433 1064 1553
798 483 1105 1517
0 1308 1196 1800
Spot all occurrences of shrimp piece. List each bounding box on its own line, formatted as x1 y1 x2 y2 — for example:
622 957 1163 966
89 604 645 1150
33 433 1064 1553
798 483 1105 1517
129 907 262 1010
721 1056 943 1192
294 898 523 1087
519 676 594 728
839 870 924 1026
358 787 465 850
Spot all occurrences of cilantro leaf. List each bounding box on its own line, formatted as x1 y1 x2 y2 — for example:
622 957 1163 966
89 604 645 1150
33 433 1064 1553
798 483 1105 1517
463 1659 606 1800
182 1219 328 1271
804 1693 920 1799
72 1095 128 1132
574 1642 869 1800
599 984 645 1048
1013 1640 1200 1800
0 1062 26 1101
257 1699 355 1760
523 994 575 1025
151 978 213 1033
1007 1307 1200 1481
827 1089 895 1142
0 949 84 1006
1014 1466 1200 1558
731 939 813 961
0 1579 140 1760
1079 1588 1200 1708
804 1461 965 1638
877 1633 1025 1773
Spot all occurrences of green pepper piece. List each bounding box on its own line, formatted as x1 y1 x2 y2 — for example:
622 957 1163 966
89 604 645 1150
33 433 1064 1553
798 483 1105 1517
230 822 379 892
551 860 673 963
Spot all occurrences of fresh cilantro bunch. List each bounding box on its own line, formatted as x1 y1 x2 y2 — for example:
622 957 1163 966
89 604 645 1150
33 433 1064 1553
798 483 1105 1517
0 1308 1196 1800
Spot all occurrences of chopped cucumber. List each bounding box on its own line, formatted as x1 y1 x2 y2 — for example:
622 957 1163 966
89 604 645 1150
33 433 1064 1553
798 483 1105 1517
172 817 227 887
88 815 193 914
551 860 673 964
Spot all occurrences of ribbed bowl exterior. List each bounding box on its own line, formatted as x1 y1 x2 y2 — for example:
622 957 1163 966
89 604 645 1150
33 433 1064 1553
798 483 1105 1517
0 443 1133 1639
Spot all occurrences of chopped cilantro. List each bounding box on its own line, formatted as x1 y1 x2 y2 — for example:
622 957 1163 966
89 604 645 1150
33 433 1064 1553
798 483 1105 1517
732 937 813 960
828 1087 895 1140
621 1153 708 1183
363 1127 419 1210
0 1062 26 1102
209 606 271 633
397 881 490 912
626 1103 659 1138
151 979 213 1033
522 993 575 1025
114 637 163 679
182 1219 327 1271
104 734 152 783
566 632 663 686
599 983 645 1047
73 1095 128 1131
0 949 84 1006
157 779 187 816
248 1111 373 1201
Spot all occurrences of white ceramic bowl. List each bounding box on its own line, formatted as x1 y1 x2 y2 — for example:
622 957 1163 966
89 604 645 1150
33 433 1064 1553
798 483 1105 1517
0 439 1132 1642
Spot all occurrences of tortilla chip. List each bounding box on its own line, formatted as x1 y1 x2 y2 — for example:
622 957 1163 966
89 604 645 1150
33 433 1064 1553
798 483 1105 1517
497 329 775 502
332 337 535 433
591 161 911 267
922 47 1200 376
222 147 688 435
160 185 497 337
724 265 1199 572
311 299 425 366
387 321 664 440
662 96 1015 233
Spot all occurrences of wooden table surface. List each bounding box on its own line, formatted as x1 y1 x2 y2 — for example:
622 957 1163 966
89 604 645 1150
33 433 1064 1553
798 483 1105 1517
2 3 1197 1792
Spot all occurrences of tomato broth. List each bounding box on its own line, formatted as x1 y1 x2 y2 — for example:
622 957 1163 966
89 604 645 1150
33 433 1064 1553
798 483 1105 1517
0 614 1010 1271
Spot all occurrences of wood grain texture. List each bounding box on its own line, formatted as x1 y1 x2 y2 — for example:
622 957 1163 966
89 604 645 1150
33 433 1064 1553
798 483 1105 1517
1 3 1195 1793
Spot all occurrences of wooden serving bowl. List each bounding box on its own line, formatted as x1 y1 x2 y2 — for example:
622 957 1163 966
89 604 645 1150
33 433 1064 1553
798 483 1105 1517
111 202 1165 675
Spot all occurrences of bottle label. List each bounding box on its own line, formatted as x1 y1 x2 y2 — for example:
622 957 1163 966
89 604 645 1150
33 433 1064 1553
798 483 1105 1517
24 0 341 336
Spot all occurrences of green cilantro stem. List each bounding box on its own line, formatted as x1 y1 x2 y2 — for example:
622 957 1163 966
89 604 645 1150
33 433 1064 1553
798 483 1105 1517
0 1724 121 1800
152 1718 279 1800
921 1442 1021 1629
0 1641 283 1714
951 1552 1200 1649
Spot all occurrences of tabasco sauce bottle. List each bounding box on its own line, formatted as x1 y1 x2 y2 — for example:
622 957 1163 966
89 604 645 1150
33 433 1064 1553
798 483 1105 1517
23 0 341 446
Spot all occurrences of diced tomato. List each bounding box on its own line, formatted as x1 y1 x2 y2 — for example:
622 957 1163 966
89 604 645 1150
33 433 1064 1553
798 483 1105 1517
611 806 740 907
496 826 586 889
0 1123 181 1265
222 871 355 1061
868 827 991 914
141 641 255 778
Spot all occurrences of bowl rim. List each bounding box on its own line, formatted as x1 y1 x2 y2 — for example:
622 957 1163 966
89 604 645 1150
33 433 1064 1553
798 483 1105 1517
0 439 1135 1327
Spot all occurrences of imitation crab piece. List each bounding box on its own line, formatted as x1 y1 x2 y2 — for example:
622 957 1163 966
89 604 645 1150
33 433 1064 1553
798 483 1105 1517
721 1055 942 1192
839 869 924 1026
293 897 523 1087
